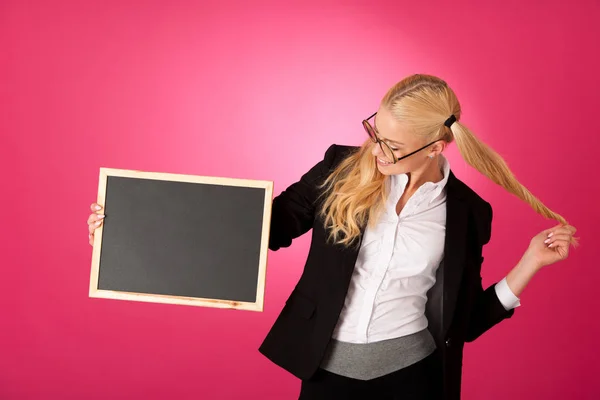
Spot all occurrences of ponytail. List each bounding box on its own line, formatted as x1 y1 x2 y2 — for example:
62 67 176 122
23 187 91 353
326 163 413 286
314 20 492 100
451 121 579 247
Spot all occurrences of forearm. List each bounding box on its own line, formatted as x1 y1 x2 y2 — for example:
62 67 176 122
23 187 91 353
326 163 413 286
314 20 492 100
505 254 541 298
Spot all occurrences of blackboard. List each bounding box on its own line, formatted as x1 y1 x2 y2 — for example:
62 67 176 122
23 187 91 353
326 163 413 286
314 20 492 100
89 167 273 312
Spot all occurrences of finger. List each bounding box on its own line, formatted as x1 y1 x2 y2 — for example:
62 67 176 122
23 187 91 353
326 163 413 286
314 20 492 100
546 238 570 249
544 234 571 246
556 239 571 247
87 213 105 225
88 219 103 233
90 203 103 212
547 240 570 259
546 226 574 238
559 224 577 234
89 233 94 246
543 224 563 235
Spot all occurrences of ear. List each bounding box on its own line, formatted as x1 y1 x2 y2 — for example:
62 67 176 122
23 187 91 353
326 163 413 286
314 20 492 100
430 141 447 156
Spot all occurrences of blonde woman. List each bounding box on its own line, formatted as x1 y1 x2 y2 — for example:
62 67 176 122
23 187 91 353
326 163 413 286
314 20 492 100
87 74 577 400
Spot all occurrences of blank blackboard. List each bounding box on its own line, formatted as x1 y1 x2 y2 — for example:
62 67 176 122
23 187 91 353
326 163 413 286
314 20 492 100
89 167 273 312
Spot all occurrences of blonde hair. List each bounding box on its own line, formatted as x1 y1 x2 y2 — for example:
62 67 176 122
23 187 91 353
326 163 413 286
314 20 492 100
316 73 578 249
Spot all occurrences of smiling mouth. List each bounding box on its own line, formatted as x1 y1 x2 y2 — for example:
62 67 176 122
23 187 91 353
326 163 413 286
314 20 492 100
377 157 392 165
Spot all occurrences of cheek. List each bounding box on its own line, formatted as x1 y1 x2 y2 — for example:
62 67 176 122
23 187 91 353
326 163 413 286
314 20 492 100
387 157 421 174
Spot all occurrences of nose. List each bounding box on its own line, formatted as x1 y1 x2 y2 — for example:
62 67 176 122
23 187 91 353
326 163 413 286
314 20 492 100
371 142 382 158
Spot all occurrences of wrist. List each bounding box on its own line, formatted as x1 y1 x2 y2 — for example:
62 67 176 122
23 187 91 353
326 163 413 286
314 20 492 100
519 252 543 273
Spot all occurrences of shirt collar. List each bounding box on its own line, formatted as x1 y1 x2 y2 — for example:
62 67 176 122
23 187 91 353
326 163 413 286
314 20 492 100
390 153 451 205
428 153 451 204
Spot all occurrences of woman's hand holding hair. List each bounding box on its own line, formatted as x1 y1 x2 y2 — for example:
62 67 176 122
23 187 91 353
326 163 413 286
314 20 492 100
523 224 578 270
505 224 578 298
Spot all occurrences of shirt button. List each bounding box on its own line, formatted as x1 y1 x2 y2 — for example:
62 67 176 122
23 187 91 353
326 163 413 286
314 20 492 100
445 338 452 347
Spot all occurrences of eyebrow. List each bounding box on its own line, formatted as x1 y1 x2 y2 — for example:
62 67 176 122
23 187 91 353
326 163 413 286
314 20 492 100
373 117 405 146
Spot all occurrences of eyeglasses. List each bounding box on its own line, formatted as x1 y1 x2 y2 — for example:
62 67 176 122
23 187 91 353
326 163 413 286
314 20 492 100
362 112 441 164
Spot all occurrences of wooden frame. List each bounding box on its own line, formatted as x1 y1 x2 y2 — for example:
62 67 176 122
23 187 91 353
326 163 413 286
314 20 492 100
89 167 273 312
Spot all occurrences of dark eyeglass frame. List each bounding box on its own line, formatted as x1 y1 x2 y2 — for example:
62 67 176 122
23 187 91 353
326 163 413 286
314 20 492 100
362 112 442 164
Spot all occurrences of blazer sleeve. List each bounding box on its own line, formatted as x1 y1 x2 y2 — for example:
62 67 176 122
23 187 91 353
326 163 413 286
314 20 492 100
268 144 339 251
465 201 516 342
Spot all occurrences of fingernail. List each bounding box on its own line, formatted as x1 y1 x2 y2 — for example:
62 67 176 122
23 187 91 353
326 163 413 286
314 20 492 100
95 205 102 210
97 215 105 219
544 238 550 243
94 220 102 226
548 232 553 238
548 243 553 247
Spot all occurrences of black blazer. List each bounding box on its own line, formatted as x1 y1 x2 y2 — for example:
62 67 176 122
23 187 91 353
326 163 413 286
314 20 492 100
258 144 516 400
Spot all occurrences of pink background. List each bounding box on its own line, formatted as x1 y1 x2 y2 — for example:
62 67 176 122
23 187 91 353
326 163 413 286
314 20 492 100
2 0 599 398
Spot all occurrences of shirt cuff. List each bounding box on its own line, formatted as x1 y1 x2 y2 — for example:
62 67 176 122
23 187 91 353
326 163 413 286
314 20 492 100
494 277 521 310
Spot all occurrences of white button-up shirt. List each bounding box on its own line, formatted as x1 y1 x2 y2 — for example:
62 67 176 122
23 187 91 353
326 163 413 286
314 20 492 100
331 154 520 344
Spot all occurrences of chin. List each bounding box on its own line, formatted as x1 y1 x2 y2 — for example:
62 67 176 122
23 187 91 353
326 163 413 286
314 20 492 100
377 165 401 175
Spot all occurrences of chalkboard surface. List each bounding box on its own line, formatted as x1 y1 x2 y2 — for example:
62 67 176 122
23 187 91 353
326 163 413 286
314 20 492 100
89 168 273 312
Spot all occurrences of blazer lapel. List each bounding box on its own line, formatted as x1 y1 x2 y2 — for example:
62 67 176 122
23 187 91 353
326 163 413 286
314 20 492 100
441 170 469 336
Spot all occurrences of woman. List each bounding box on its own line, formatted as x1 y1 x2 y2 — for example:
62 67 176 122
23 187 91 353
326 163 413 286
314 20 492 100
87 74 577 399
